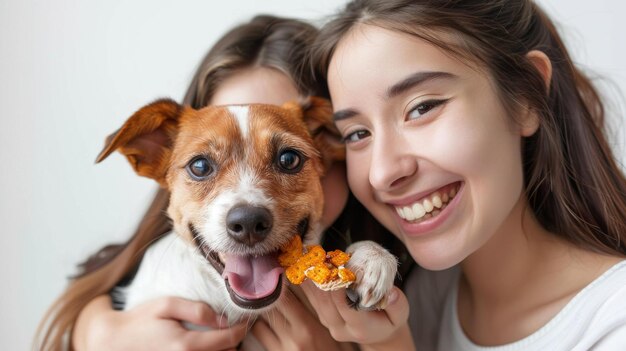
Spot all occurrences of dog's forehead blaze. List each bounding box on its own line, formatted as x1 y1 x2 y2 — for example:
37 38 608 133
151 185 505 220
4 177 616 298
173 107 242 158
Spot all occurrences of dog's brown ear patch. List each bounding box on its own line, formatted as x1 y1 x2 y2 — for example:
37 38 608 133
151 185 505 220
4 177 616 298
96 98 186 186
294 97 345 170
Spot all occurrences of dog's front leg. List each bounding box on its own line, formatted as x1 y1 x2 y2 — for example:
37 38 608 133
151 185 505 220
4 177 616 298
344 241 398 310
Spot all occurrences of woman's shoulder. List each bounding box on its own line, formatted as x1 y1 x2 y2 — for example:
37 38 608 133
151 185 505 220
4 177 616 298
573 259 626 349
434 261 626 351
581 259 626 313
585 258 626 307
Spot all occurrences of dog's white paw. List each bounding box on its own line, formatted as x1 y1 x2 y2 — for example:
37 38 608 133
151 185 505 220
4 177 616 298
345 241 398 310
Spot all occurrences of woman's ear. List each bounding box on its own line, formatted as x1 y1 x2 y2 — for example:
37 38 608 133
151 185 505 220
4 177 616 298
519 109 540 137
518 50 552 137
526 50 552 91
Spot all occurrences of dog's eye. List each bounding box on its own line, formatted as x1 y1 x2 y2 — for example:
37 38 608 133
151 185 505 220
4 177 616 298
187 157 214 180
277 149 304 173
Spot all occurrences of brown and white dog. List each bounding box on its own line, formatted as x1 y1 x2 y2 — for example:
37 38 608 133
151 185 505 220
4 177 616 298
96 97 398 326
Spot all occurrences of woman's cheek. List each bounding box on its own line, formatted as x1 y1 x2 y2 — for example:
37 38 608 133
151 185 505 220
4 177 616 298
425 119 479 174
320 162 349 228
346 151 370 197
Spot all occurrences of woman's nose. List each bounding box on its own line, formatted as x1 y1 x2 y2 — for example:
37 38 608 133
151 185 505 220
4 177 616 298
368 132 417 191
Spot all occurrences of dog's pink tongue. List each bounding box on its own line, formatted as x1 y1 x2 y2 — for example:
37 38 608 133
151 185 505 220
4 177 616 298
222 254 283 300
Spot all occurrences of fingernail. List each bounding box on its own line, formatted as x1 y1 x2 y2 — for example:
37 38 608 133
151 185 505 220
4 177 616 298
346 288 359 304
387 289 399 305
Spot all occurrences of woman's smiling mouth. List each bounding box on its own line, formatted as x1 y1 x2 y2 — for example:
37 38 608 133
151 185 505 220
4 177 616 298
393 182 461 224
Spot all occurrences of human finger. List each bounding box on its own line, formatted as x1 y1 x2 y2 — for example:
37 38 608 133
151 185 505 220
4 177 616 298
272 287 316 327
300 280 346 328
182 322 247 350
251 318 281 350
378 286 409 326
336 286 407 326
149 297 226 328
260 306 290 331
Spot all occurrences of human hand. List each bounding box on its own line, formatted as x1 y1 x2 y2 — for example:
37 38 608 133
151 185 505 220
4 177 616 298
73 295 247 351
300 283 415 351
251 287 356 351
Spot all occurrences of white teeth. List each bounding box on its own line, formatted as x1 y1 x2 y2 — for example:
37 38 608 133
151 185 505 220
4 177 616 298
432 194 443 208
404 205 416 221
395 185 460 222
411 202 426 219
423 199 434 212
396 207 403 217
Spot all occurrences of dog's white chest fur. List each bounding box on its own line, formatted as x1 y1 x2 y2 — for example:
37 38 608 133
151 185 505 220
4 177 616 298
119 233 239 322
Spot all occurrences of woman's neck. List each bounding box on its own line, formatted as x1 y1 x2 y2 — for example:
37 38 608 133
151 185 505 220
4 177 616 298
457 195 621 345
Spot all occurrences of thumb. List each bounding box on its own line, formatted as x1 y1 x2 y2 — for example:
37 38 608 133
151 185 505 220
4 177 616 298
383 287 410 326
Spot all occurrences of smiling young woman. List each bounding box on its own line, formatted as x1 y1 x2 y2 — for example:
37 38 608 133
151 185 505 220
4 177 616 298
300 1 626 350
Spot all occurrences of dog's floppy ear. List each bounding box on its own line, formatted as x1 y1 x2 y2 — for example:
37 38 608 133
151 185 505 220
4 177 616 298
95 98 185 187
285 97 345 171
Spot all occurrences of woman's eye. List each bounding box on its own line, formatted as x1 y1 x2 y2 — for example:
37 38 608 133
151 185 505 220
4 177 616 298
186 157 214 180
277 149 304 173
343 130 371 143
407 99 447 120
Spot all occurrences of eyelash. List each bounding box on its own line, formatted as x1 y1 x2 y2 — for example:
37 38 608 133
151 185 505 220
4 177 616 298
341 98 449 144
342 129 370 144
406 98 448 121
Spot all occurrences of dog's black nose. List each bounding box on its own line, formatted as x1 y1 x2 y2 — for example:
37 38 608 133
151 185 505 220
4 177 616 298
226 205 273 245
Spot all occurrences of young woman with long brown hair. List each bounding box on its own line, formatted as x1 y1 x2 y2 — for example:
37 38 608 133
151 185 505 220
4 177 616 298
35 14 404 351
298 1 626 350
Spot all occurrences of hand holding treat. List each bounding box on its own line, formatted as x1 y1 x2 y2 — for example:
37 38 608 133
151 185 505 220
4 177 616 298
279 235 356 291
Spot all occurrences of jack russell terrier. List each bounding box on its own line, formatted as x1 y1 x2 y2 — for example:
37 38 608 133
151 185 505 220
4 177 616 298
96 97 398 327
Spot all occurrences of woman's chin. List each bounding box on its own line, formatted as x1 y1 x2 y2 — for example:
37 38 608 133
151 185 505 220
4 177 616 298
406 245 464 271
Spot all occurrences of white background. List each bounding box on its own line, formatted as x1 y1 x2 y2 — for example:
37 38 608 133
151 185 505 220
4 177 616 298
1 1 624 349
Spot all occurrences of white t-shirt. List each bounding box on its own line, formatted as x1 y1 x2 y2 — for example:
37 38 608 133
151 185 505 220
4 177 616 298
438 260 626 351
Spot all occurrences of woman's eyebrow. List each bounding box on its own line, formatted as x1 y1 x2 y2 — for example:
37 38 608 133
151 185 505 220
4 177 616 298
386 71 458 99
333 108 359 122
333 71 457 122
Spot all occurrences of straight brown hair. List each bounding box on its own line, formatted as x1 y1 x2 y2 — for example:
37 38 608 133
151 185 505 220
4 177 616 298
311 0 626 255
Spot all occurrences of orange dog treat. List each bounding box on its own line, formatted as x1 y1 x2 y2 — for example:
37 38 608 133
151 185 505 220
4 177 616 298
327 250 351 267
305 263 332 284
329 267 340 281
338 267 356 282
301 245 326 266
286 264 306 285
278 235 303 267
279 235 356 291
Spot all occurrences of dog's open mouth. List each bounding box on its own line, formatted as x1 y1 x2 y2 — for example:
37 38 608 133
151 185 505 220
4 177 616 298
189 224 284 309
221 253 283 309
